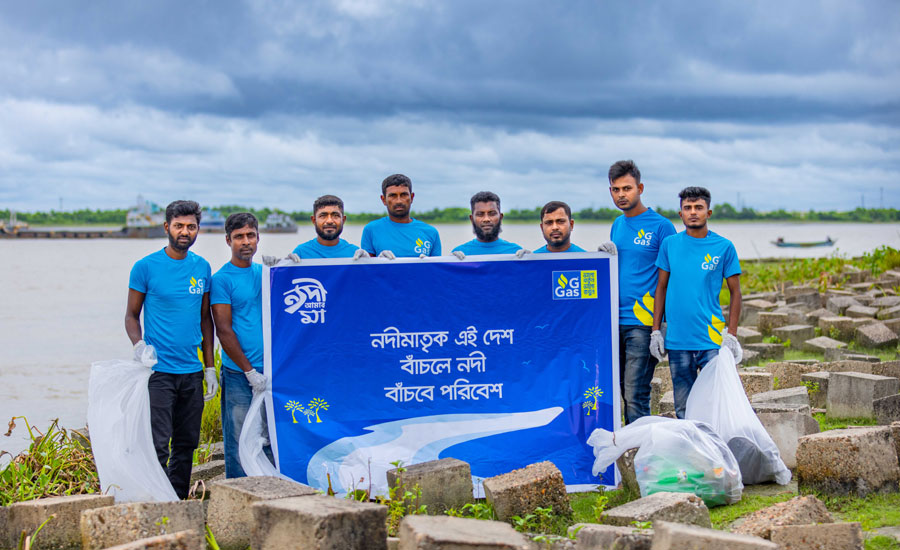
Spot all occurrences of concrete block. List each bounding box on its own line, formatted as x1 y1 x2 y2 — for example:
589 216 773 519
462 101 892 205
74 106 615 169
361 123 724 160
737 326 763 345
732 495 832 539
751 387 809 408
826 372 900 418
751 403 812 416
571 523 652 550
208 476 317 550
884 317 900 335
805 308 833 324
739 371 774 397
757 312 789 335
845 305 878 318
659 391 674 416
744 343 784 361
1 506 8 549
819 360 875 375
654 365 672 395
785 287 821 311
877 305 900 320
856 322 899 348
4 494 114 550
651 521 777 549
386 458 474 515
741 349 760 366
756 411 820 468
800 372 830 409
797 426 900 497
802 336 847 353
742 300 776 325
874 394 900 425
650 378 662 415
773 307 808 325
769 521 863 550
826 296 861 315
818 317 855 341
80 501 204 550
615 448 640 495
772 325 815 348
841 267 871 285
251 495 387 550
101 530 203 550
824 350 881 363
600 492 710 529
872 296 900 309
189 459 225 485
892 422 900 468
872 360 900 380
397 515 528 550
763 362 822 389
483 461 570 522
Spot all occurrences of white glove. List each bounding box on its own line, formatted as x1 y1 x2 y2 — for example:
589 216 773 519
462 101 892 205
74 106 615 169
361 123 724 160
598 241 618 255
418 253 427 259
287 253 301 263
352 249 369 260
452 250 466 260
720 328 743 364
649 330 666 361
203 367 219 401
515 248 531 258
378 250 396 260
133 340 157 368
245 369 267 393
261 255 279 267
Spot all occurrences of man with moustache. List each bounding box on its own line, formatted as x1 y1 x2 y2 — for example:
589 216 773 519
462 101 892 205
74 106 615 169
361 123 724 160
293 195 367 259
608 160 677 424
451 191 524 257
210 212 273 478
534 201 586 253
361 174 442 258
125 200 215 498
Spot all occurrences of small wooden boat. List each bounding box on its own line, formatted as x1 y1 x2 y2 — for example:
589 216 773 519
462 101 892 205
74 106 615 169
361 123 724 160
771 237 836 248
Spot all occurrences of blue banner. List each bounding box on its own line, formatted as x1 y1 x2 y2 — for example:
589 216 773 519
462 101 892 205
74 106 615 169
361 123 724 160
263 253 620 495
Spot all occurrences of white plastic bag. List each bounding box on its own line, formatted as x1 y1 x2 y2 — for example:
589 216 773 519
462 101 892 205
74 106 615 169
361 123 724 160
588 416 743 506
238 388 286 478
685 348 791 485
87 360 178 502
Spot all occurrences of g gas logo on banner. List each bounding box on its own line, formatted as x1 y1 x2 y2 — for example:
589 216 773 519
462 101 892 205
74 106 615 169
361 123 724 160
283 277 328 324
552 270 598 300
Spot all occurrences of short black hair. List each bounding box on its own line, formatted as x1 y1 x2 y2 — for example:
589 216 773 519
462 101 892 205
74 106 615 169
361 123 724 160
381 174 412 196
165 200 202 224
540 201 572 220
470 191 501 212
608 160 641 184
678 186 712 207
225 212 258 237
313 195 344 214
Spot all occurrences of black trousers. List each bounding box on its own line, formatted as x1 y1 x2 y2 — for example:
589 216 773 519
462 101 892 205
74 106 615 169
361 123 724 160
148 370 204 499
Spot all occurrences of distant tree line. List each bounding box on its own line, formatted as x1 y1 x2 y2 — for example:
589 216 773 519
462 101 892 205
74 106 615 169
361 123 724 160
3 204 899 225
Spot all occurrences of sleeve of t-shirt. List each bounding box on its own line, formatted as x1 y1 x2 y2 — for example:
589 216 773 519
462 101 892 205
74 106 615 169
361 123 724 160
360 225 375 255
128 260 148 293
723 242 741 278
203 261 212 294
210 273 232 306
609 218 617 240
430 228 442 256
655 237 672 272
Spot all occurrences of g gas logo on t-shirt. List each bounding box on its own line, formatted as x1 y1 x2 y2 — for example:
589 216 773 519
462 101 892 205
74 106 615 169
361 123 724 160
283 277 327 325
552 270 598 300
188 276 205 294
414 238 432 255
633 229 654 246
701 254 720 271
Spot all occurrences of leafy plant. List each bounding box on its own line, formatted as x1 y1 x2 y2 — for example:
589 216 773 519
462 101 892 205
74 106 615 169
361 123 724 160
630 520 652 530
378 460 427 536
800 380 820 395
205 525 221 550
445 502 496 520
15 514 55 550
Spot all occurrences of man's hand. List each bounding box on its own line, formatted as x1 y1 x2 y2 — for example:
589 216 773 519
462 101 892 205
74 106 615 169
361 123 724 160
261 255 278 267
598 241 618 255
203 368 219 401
352 248 369 260
133 340 157 368
515 249 531 258
245 369 267 393
287 253 301 263
418 253 427 259
378 250 396 260
452 250 466 260
720 328 743 364
649 330 666 361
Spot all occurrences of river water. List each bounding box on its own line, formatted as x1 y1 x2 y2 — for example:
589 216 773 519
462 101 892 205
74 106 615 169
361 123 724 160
1 221 898 459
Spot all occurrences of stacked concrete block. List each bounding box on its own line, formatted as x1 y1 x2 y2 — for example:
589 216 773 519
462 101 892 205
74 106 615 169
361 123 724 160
80 501 204 550
101 530 203 550
784 287 821 311
750 387 810 408
796 426 900 497
757 312 789 335
805 308 833 324
386 458 474 515
742 299 776 326
826 372 900 418
744 342 784 361
756 409 820 468
845 305 878 318
737 326 763 345
397 516 528 550
772 324 815 348
651 521 777 550
189 460 225 485
600 492 711 528
826 296 861 315
856 322 899 348
739 371 775 397
482 461 571 522
820 360 875 375
802 336 847 354
773 307 808 325
4 494 113 550
763 362 822 389
818 316 855 341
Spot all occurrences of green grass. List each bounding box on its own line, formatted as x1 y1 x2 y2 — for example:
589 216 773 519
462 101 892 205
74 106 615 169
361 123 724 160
867 535 900 550
813 413 878 432
817 493 900 530
708 492 795 530
571 488 640 524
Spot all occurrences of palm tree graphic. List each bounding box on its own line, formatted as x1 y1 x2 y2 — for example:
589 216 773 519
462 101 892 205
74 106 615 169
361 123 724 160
581 401 594 416
302 409 316 423
308 398 329 423
584 386 603 412
284 400 304 423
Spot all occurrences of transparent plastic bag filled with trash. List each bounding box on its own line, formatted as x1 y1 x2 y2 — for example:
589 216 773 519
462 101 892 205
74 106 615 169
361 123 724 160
238 385 286 478
686 348 792 485
588 416 743 507
87 360 178 502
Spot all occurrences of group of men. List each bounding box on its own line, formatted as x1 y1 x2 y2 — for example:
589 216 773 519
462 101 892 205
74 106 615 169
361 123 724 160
125 162 742 498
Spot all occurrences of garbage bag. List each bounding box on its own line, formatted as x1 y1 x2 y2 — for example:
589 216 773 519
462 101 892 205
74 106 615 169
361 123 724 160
587 416 743 506
238 387 286 478
685 348 792 485
87 359 178 502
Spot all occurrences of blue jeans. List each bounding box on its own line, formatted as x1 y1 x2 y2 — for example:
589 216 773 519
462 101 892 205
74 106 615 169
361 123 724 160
221 368 274 478
619 325 659 424
668 349 718 419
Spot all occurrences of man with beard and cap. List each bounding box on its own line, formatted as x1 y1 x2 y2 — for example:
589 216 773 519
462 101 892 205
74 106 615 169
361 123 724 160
125 199 215 499
451 191 526 258
292 195 368 259
534 201 586 253
360 174 441 259
210 212 274 478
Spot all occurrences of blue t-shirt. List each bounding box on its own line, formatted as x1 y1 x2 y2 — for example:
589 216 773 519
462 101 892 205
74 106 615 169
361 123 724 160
360 217 442 257
452 238 522 255
128 249 211 374
210 262 263 372
656 230 741 351
292 238 358 259
610 209 677 326
534 243 586 253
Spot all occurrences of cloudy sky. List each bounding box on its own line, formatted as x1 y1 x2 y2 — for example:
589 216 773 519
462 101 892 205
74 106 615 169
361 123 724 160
1 0 898 214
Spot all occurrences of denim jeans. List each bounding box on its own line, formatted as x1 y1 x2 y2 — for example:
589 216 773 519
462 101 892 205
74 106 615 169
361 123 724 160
619 325 659 424
668 349 718 419
221 367 274 478
148 371 204 499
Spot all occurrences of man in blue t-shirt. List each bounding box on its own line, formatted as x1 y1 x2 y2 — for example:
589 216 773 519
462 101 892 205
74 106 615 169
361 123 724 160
607 160 678 424
650 186 743 419
534 201 586 253
360 174 442 258
293 195 367 259
210 212 275 478
451 191 524 257
125 200 215 499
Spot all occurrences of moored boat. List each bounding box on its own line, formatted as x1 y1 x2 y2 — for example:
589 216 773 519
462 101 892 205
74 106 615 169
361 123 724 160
772 237 836 248
261 212 298 233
